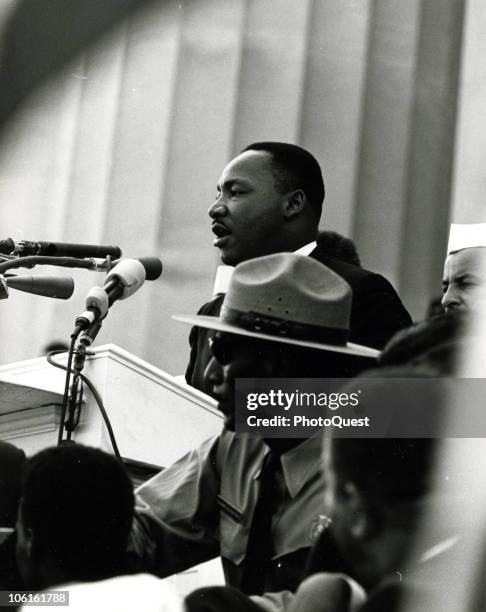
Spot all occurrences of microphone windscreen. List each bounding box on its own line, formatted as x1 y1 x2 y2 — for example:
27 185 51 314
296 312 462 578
105 259 146 299
138 257 163 281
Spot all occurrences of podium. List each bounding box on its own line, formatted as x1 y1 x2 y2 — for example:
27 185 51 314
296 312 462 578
0 343 222 466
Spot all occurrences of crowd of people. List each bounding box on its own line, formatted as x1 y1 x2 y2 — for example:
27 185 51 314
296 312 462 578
1 142 484 611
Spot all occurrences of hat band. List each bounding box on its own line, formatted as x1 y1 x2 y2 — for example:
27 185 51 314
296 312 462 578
222 307 349 346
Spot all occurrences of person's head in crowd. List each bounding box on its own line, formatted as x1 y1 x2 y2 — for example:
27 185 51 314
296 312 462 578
442 247 486 313
379 311 470 375
316 231 361 267
442 223 486 314
209 142 324 266
412 338 475 376
16 444 134 591
322 371 446 591
175 253 378 432
0 443 25 593
0 441 25 529
324 437 436 590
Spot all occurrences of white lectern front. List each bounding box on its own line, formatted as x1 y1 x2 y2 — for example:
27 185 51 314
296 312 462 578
0 343 222 465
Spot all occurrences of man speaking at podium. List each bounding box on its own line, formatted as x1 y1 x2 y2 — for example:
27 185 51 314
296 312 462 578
185 142 411 394
129 143 411 595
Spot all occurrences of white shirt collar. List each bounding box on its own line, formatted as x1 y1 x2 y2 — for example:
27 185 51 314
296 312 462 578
294 241 317 257
213 241 317 294
419 535 459 564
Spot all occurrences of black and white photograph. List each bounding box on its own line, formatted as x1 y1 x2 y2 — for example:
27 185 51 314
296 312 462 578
0 1 485 610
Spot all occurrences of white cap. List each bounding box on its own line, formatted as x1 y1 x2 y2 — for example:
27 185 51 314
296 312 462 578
447 223 486 254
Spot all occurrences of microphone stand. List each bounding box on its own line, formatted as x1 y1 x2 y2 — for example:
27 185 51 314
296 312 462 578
0 253 114 444
61 314 106 443
1 252 157 453
73 319 103 376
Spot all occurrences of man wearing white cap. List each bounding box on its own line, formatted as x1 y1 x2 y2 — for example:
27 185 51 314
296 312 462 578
442 223 486 313
132 254 378 596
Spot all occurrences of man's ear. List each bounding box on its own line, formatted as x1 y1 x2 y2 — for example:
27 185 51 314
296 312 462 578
342 481 377 541
283 190 306 220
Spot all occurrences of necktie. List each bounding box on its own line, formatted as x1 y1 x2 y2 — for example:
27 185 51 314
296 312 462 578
241 451 283 595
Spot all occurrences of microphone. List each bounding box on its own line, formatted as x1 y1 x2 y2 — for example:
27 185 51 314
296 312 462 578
111 256 162 281
0 238 121 259
74 259 147 332
2 274 74 299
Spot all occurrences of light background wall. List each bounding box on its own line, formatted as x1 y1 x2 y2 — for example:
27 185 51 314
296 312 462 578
0 0 472 373
450 0 486 224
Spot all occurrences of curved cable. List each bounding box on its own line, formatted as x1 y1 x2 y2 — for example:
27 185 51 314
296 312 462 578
47 349 121 459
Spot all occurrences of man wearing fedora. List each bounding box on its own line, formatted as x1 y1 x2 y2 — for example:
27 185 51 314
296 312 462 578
132 254 379 596
186 141 411 394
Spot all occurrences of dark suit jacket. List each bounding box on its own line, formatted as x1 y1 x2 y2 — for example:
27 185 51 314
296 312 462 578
185 246 412 394
0 441 25 527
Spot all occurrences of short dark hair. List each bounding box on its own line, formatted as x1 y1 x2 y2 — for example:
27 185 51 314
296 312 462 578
21 445 134 581
379 311 469 373
332 438 436 505
242 142 325 221
316 231 361 267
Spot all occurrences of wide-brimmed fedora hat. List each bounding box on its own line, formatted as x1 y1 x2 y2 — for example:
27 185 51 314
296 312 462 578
174 253 379 358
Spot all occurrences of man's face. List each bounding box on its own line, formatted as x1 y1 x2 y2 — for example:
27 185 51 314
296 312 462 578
204 331 282 430
208 150 289 266
442 247 486 313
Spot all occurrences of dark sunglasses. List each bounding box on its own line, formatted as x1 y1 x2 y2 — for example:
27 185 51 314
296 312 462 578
208 335 233 365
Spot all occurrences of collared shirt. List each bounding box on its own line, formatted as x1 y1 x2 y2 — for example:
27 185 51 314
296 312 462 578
132 429 327 593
